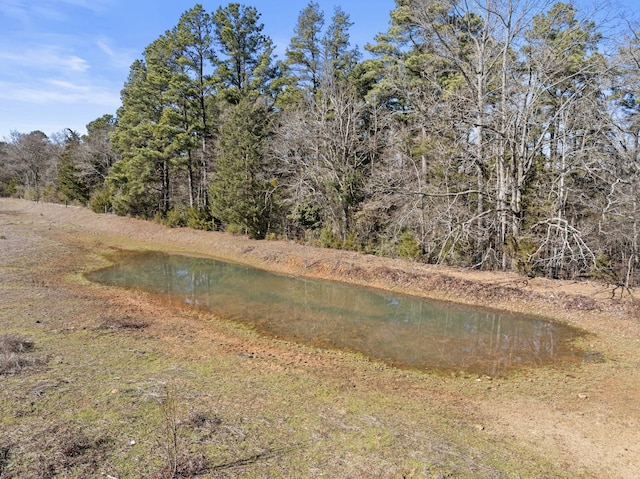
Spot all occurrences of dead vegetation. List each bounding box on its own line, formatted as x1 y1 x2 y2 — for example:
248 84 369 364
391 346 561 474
0 446 10 478
1 198 640 478
0 333 45 376
5 423 112 479
97 315 150 331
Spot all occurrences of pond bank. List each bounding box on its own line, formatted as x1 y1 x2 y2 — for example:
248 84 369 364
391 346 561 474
1 197 639 478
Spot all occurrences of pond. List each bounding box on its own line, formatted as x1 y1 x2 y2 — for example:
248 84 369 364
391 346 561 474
86 250 587 376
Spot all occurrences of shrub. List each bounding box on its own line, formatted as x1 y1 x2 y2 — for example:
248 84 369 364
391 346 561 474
342 231 360 251
0 333 34 353
505 235 538 276
0 445 9 477
88 186 112 214
41 185 60 203
0 333 42 375
152 384 210 479
320 226 340 249
97 316 150 331
22 187 39 202
34 423 111 477
225 223 245 236
163 207 187 228
397 231 421 260
187 206 214 231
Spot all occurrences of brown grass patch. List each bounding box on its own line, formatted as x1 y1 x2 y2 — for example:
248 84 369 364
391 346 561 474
97 315 150 331
0 333 34 353
33 423 111 479
0 333 45 375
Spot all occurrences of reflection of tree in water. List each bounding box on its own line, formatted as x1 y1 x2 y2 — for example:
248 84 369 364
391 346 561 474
89 251 585 376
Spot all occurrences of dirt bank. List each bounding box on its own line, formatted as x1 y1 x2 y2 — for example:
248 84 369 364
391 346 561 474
1 197 639 478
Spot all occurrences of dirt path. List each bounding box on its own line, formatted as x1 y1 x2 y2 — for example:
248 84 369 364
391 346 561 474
2 197 640 478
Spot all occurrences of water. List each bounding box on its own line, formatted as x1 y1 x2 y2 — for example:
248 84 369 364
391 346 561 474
86 250 587 376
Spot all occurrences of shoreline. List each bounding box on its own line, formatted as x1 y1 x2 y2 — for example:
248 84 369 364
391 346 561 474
2 197 639 478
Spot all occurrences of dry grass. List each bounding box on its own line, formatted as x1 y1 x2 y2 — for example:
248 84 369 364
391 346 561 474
2 422 111 479
0 333 34 354
97 315 150 331
1 198 640 478
0 334 45 376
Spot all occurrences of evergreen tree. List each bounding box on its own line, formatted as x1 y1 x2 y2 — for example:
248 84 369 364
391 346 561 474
213 3 277 102
322 6 360 81
359 0 478 260
209 97 275 239
273 3 367 243
82 115 119 190
109 38 178 218
56 130 89 204
522 2 607 277
285 2 325 94
606 26 640 285
171 4 218 210
284 3 360 97
206 3 281 237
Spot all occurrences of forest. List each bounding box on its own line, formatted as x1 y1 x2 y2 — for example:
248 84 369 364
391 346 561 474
1 0 640 286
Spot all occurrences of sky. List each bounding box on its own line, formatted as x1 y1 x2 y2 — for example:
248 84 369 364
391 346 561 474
0 0 396 140
1 0 639 141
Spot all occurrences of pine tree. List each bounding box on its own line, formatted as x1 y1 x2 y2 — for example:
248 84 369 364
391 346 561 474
212 3 277 102
285 2 325 94
171 5 218 210
56 130 89 204
109 40 177 218
209 97 275 239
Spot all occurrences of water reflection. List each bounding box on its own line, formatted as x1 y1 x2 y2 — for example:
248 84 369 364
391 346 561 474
86 251 585 376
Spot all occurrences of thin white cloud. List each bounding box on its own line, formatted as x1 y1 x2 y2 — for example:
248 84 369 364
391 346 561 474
57 0 113 14
0 0 32 29
0 0 23 13
0 79 120 106
0 0 26 15
96 39 115 57
61 55 91 73
0 46 90 74
96 37 138 70
46 79 88 91
0 0 113 20
32 4 67 22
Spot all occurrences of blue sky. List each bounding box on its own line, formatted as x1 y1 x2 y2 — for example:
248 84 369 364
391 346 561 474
1 0 638 140
0 0 395 139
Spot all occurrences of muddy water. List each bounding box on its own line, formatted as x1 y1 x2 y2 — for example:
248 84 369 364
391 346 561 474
86 250 587 376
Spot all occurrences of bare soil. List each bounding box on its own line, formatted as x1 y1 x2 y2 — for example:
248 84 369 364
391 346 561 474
2 197 640 478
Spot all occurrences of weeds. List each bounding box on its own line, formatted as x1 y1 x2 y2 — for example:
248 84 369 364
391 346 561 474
0 333 33 353
159 383 181 477
0 445 10 477
1 423 111 479
0 333 44 375
97 315 150 331
34 424 111 478
153 384 210 478
184 411 222 432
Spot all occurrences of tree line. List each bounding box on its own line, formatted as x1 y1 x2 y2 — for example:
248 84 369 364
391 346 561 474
2 0 640 286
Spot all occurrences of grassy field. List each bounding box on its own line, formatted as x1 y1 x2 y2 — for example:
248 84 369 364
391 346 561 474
1 198 639 478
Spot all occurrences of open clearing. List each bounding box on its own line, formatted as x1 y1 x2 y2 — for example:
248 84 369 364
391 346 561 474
1 197 639 478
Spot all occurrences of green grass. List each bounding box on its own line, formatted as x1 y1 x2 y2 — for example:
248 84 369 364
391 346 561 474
0 291 586 478
0 208 600 478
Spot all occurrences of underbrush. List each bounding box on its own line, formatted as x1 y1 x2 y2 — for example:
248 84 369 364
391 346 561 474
0 333 45 376
0 199 622 478
97 315 150 331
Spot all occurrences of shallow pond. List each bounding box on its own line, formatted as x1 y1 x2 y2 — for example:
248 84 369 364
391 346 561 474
86 250 587 376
